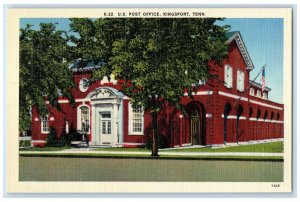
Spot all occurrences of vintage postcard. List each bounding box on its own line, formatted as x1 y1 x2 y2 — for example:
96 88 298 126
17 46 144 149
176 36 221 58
6 7 292 193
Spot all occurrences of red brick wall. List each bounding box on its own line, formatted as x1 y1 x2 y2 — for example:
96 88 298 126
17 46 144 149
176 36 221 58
31 38 284 147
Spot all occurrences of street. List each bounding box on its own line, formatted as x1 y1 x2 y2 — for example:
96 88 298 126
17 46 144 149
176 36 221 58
19 156 283 182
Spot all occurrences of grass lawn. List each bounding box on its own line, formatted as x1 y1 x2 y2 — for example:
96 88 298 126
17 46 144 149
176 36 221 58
19 146 71 151
95 147 150 152
163 141 284 153
19 141 283 155
19 152 283 161
94 141 283 153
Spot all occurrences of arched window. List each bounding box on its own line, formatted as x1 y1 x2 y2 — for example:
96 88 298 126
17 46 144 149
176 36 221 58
224 102 232 117
77 105 90 133
249 107 253 117
271 112 274 120
237 105 243 117
277 113 280 121
263 110 268 120
256 109 261 120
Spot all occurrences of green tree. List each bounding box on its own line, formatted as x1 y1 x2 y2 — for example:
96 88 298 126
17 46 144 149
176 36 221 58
19 23 75 132
69 18 229 156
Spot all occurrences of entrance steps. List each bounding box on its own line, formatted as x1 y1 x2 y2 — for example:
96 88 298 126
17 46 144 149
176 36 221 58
89 145 111 148
71 141 113 148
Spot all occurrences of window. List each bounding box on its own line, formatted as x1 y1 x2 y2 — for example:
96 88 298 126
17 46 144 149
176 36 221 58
41 116 49 133
129 103 144 135
237 70 244 92
77 105 90 133
263 92 268 99
257 90 261 98
250 88 254 96
224 65 233 88
79 78 89 92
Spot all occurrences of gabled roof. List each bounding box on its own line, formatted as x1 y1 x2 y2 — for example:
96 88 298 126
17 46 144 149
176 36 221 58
226 31 237 39
226 31 254 71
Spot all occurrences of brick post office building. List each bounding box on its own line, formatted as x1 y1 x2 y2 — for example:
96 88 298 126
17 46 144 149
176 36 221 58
31 31 284 147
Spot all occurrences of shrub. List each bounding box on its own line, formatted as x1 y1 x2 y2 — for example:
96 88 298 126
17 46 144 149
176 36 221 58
144 134 169 149
46 127 58 147
19 140 31 147
57 128 82 147
145 136 152 150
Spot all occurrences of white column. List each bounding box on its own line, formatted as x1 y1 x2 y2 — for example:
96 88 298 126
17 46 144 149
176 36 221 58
91 104 97 144
112 103 118 146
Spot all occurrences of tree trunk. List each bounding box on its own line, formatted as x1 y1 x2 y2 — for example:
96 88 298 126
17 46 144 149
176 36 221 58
151 111 159 156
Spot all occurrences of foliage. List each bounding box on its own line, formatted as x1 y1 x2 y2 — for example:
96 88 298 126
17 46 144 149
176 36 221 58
162 141 284 153
44 127 82 147
69 18 229 110
19 140 31 148
57 128 82 146
19 23 75 131
46 127 58 147
19 146 70 151
95 148 150 152
145 134 168 149
69 18 229 156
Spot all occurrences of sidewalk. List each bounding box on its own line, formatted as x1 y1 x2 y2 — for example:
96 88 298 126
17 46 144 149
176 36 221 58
19 148 284 157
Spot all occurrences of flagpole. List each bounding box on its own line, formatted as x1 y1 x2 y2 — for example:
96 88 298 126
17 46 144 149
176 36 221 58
233 64 266 145
234 64 266 108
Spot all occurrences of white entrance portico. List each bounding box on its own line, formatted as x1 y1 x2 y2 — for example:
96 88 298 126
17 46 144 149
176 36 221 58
86 87 124 146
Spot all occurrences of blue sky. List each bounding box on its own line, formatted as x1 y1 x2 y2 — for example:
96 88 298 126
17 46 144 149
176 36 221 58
216 18 283 103
20 18 283 103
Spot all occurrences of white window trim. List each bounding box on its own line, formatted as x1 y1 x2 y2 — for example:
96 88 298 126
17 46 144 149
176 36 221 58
41 115 49 134
77 104 91 134
257 90 262 98
249 88 255 96
263 92 268 100
79 78 89 92
128 102 144 135
224 64 233 88
237 69 244 92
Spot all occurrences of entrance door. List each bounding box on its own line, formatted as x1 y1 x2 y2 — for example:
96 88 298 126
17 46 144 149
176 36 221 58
191 116 200 145
99 112 112 145
189 102 206 145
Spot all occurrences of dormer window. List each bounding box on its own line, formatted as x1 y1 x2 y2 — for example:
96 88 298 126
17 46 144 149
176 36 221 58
224 65 233 88
250 88 254 96
257 90 261 98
